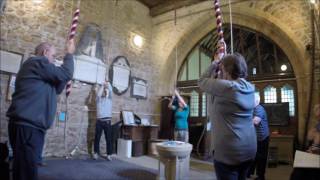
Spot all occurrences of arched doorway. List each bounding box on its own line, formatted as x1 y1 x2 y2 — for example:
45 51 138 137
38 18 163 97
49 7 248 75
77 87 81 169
176 25 298 157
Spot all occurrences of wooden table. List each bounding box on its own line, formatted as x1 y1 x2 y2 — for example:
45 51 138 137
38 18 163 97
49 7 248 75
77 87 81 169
121 125 159 156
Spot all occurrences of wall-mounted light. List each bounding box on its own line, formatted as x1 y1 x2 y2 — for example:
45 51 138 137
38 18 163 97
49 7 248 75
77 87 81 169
33 0 43 4
281 64 287 72
133 34 143 48
310 0 316 4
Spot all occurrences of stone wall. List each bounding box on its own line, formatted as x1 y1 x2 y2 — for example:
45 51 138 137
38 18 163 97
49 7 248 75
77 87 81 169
0 0 74 155
0 0 158 156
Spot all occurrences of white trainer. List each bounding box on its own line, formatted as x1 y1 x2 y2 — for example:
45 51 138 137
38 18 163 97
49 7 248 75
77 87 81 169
106 155 112 161
93 153 99 160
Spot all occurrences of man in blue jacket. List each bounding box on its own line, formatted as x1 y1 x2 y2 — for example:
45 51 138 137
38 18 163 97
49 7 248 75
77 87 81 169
6 40 75 180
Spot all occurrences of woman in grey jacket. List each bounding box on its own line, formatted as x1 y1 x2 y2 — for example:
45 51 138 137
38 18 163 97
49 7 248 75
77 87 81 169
198 53 256 180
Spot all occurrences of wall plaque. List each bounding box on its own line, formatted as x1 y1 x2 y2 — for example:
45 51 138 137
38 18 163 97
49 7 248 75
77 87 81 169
0 50 23 73
131 77 147 99
109 56 131 95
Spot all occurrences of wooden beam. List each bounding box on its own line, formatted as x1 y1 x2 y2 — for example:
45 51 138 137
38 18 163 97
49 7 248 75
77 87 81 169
150 0 206 17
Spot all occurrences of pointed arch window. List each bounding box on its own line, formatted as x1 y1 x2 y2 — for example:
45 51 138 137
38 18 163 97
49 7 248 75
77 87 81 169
281 84 295 116
176 24 297 121
264 85 277 103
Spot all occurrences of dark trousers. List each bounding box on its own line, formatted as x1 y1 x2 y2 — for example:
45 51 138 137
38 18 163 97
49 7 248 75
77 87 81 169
8 123 45 180
248 136 269 180
214 159 253 180
94 120 112 155
37 133 45 164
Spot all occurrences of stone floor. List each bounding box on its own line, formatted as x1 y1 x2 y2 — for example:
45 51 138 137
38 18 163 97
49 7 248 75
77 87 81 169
116 155 293 180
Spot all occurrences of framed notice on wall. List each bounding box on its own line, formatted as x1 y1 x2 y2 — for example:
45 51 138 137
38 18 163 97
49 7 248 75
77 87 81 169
109 56 131 95
121 110 135 125
130 77 147 100
0 50 23 73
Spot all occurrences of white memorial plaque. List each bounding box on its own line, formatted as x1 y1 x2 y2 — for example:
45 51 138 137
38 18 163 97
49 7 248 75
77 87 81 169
73 54 106 84
113 65 130 91
109 56 131 95
0 50 23 73
131 77 147 99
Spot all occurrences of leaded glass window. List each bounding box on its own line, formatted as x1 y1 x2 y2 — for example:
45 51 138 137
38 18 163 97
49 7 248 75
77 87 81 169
190 90 199 117
202 93 207 117
281 84 295 116
264 86 277 103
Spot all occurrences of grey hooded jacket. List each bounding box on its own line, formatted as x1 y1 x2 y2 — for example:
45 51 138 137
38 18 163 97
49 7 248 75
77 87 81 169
198 62 257 165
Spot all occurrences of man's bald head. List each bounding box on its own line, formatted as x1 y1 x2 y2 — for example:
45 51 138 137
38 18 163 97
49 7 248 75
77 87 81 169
35 42 56 63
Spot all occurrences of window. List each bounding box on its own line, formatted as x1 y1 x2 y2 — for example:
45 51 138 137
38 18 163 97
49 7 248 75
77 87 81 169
178 25 293 82
255 89 260 98
264 85 277 103
190 90 199 117
202 93 207 117
200 52 211 75
178 48 212 81
281 84 295 116
179 63 187 81
187 49 199 80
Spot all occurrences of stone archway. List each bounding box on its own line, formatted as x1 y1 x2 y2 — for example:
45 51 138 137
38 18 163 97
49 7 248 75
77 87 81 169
160 7 310 141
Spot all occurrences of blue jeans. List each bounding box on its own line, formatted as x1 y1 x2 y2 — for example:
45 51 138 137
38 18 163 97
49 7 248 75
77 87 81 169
214 159 253 180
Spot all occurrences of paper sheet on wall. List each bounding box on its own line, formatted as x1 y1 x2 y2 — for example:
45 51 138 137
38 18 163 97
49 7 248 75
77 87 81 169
133 80 147 97
0 50 22 73
293 150 320 168
112 65 130 91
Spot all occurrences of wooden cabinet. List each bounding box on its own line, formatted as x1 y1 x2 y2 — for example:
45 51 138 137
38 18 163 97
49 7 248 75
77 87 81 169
269 134 294 164
122 125 159 141
121 125 159 157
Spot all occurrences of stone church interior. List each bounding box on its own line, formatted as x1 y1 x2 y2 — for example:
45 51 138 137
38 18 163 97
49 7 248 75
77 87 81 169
0 0 319 180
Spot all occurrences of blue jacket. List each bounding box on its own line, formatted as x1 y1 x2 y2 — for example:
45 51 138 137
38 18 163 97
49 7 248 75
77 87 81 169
6 54 74 131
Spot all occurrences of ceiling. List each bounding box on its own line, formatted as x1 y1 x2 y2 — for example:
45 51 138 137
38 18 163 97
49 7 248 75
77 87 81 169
137 0 206 17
